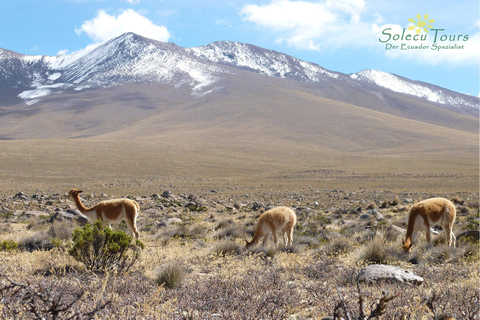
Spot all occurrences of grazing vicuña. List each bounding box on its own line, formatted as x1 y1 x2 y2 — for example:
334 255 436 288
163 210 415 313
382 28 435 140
246 206 297 248
68 188 140 240
402 197 456 253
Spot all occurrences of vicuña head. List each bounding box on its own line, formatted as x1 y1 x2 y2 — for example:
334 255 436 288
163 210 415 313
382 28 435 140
245 206 297 249
402 197 456 253
68 188 140 240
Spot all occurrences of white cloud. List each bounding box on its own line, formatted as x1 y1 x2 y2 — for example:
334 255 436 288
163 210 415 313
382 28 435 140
240 0 370 51
240 0 479 66
76 9 170 43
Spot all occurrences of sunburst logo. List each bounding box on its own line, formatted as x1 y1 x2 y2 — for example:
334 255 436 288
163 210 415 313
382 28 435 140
408 14 435 34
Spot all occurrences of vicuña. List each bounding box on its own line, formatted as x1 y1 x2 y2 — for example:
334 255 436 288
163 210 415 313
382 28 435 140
68 188 140 240
246 206 297 248
402 197 456 253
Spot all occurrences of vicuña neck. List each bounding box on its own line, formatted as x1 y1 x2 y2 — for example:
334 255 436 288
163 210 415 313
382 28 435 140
72 195 89 213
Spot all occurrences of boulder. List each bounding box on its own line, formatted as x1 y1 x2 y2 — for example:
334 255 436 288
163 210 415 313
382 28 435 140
23 210 50 218
49 210 88 225
360 209 384 220
358 264 424 285
162 190 174 199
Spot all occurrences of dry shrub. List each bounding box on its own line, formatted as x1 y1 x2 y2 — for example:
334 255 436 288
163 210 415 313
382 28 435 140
18 231 54 252
157 222 206 241
213 223 245 240
211 241 243 256
0 271 109 319
156 261 186 289
171 268 300 319
48 219 77 240
322 237 354 257
359 234 388 264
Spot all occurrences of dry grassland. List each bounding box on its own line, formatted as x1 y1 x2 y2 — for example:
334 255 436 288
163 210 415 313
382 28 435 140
0 126 478 319
0 175 478 319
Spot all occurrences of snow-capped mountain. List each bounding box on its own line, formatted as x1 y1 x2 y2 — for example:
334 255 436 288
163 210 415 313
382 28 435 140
0 32 477 115
350 70 478 111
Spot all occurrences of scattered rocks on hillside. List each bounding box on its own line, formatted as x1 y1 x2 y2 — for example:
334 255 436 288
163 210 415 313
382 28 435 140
23 210 50 219
358 264 424 285
360 209 384 220
49 209 88 225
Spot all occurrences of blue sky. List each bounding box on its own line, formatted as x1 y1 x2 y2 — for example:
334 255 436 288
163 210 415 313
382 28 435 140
1 0 479 96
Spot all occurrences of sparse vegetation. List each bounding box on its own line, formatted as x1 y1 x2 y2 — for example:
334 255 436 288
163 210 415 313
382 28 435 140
0 182 478 318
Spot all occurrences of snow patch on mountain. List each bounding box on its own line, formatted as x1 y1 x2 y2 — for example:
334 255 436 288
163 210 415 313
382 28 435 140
351 70 478 110
11 33 225 104
188 41 340 82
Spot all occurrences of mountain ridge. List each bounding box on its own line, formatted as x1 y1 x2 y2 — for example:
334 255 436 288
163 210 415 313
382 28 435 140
0 32 477 116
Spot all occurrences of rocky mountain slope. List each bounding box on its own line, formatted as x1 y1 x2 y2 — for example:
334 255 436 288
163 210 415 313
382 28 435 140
0 33 477 115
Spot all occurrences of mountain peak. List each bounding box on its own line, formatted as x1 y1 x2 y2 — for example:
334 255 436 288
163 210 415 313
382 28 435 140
0 32 477 115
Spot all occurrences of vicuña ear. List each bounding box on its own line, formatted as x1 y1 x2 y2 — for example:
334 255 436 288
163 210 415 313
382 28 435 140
78 190 83 194
409 241 415 248
402 238 406 245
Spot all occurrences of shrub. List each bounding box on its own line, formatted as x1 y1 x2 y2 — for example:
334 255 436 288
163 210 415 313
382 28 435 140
19 231 54 252
0 272 109 319
48 220 76 240
359 235 388 264
68 220 144 273
156 261 186 289
211 241 243 256
323 238 354 257
0 240 18 251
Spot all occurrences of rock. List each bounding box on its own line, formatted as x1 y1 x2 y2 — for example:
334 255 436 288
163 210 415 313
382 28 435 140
456 230 479 243
404 198 414 203
162 190 175 199
49 210 88 225
358 264 424 285
361 209 384 220
252 202 264 211
23 210 50 218
389 224 406 234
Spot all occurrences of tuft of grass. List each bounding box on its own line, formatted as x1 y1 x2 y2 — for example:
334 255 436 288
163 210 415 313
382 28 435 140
211 241 243 256
359 235 388 264
156 261 186 289
213 223 245 240
48 220 76 240
322 238 354 257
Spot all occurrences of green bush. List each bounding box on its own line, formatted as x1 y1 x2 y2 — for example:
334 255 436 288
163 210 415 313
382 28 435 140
68 220 144 273
0 240 18 251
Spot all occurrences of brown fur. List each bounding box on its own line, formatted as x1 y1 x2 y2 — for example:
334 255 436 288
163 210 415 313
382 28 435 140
245 206 297 248
402 198 456 253
68 188 140 240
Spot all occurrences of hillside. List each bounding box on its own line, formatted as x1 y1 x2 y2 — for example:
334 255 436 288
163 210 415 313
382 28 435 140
0 33 477 194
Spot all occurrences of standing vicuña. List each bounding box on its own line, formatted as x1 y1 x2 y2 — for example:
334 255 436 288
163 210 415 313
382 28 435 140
68 188 140 240
402 197 456 253
245 206 297 248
